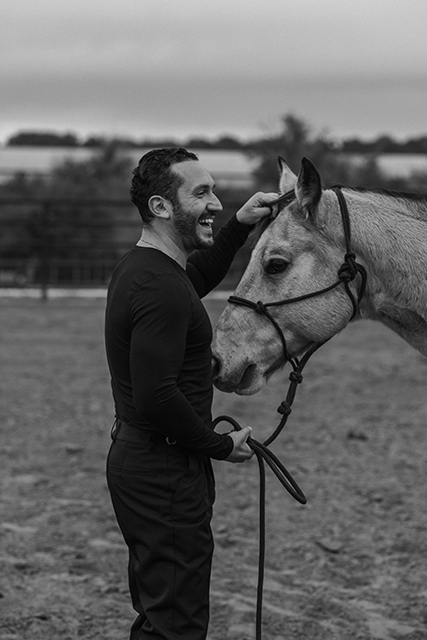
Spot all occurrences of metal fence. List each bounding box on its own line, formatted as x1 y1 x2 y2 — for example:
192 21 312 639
0 197 137 291
0 192 251 296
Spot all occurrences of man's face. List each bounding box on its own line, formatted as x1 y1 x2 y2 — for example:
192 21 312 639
169 161 223 252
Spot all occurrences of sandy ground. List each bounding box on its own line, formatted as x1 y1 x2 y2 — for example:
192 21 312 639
1 297 427 639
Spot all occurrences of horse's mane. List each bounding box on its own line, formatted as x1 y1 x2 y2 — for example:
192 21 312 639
249 183 427 248
339 184 427 203
253 214 273 238
248 212 279 248
248 188 297 246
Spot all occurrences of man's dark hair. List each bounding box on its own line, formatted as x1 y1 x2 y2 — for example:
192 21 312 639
130 147 198 223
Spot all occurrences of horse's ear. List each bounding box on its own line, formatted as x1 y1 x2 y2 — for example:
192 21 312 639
278 156 297 193
295 157 322 216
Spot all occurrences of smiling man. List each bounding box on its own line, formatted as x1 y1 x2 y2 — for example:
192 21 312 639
105 147 278 640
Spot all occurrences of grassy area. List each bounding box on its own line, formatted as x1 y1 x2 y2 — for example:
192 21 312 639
1 298 427 639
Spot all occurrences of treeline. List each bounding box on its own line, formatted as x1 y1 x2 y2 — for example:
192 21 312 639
5 130 250 150
340 135 427 155
6 127 427 155
2 113 427 289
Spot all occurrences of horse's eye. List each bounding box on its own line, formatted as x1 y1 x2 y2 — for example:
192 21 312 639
265 258 289 275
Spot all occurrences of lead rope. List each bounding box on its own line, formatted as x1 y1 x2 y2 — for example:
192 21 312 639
213 346 314 640
213 187 367 639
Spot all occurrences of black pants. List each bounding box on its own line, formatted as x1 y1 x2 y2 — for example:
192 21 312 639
107 433 216 640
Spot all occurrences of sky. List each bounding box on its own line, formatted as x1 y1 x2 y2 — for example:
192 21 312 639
2 0 427 145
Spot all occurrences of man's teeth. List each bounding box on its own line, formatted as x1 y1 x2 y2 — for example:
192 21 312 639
199 217 214 226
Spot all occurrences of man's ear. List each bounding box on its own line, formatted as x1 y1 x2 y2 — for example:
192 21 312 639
148 195 172 219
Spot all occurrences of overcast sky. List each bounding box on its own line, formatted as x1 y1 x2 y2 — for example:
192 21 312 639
1 0 427 144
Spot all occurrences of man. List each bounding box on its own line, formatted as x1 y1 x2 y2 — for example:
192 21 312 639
105 147 278 640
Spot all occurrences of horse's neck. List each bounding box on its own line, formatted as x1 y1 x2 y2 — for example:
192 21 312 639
334 189 427 355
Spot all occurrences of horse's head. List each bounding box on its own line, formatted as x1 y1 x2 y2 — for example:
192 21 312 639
212 157 361 395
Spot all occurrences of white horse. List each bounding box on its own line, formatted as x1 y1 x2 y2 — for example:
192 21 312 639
213 157 427 395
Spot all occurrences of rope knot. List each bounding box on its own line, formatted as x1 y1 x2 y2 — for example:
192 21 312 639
255 300 267 314
289 371 303 384
338 252 358 282
277 401 292 416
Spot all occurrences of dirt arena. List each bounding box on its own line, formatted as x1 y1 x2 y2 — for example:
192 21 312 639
1 297 426 639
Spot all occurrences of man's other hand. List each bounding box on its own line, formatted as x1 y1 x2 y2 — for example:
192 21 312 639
224 426 254 463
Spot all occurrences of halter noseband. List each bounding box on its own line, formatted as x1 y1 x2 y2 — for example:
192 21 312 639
228 187 367 370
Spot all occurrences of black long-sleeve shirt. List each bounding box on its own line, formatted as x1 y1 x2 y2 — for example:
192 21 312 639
105 214 252 460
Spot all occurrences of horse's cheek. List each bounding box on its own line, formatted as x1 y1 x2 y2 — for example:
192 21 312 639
296 298 349 342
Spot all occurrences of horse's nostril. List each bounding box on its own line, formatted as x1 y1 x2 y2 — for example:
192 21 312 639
211 355 220 379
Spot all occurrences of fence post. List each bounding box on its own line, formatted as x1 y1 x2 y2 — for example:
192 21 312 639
39 201 52 301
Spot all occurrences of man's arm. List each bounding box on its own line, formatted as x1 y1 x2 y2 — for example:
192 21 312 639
129 274 233 459
187 192 279 297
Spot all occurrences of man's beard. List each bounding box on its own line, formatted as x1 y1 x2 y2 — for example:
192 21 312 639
172 201 214 252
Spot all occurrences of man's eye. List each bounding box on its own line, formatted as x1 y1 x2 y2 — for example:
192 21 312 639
265 258 289 275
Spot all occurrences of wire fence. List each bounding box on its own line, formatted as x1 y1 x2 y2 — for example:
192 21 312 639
0 192 252 297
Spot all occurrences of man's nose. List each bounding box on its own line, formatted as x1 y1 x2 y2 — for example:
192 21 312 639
207 194 223 212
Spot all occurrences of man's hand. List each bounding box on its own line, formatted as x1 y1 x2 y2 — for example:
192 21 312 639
224 426 254 463
236 192 279 226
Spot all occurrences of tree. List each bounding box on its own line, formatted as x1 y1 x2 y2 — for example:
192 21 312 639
249 113 387 190
0 145 136 285
6 131 79 147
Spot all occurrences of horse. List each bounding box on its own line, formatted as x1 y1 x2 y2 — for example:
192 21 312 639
212 156 427 396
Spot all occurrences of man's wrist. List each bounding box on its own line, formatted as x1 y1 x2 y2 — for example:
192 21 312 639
235 210 244 224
